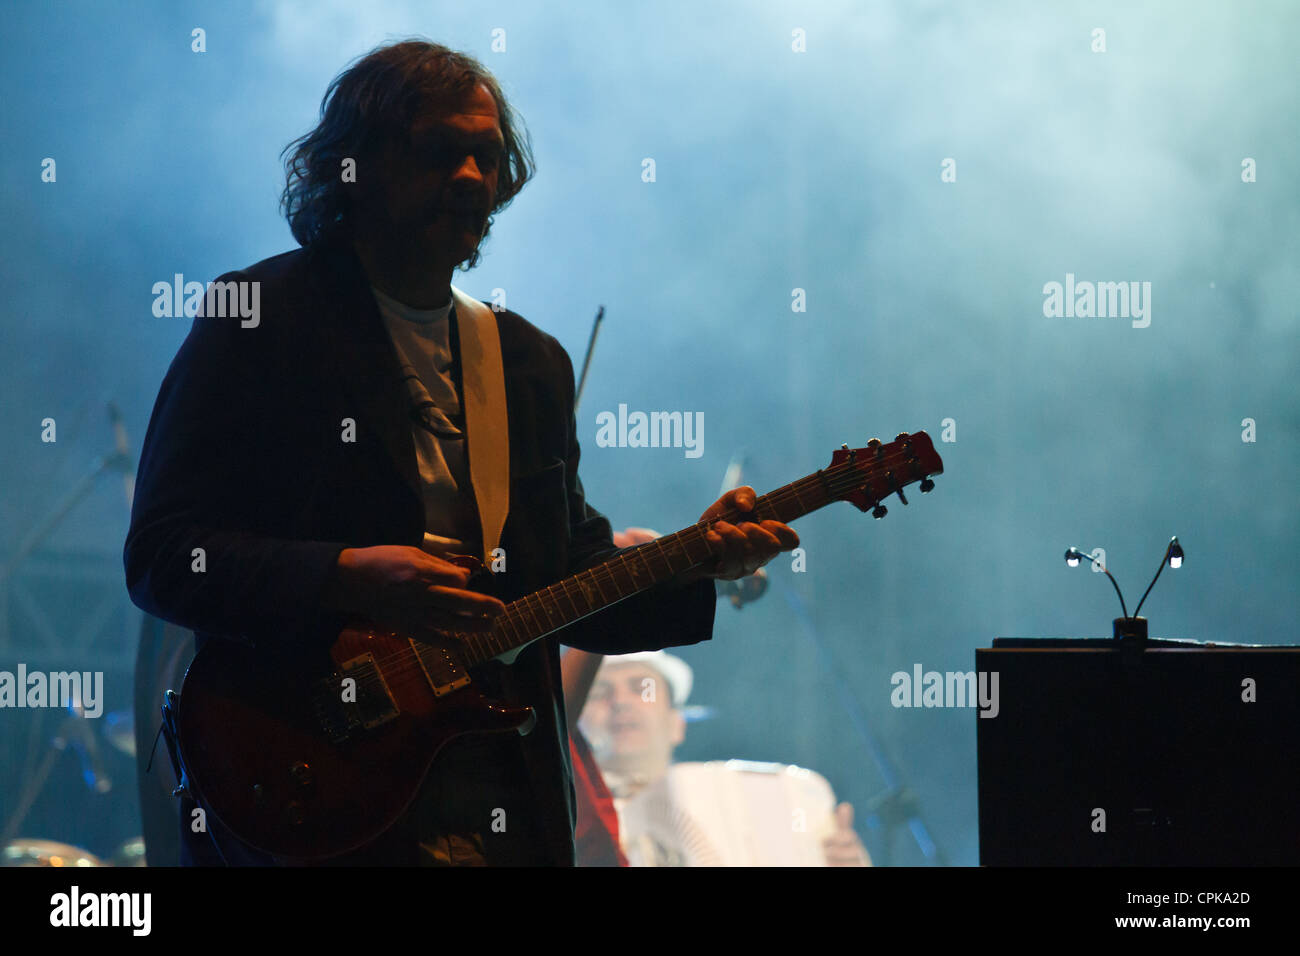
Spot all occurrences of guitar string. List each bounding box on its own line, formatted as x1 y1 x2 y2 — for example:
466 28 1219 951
324 448 929 699
324 455 919 704
325 448 925 698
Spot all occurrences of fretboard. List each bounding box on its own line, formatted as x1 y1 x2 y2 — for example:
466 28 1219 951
453 468 841 667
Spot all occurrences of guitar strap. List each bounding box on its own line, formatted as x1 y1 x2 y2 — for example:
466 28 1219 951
451 289 569 864
449 286 510 565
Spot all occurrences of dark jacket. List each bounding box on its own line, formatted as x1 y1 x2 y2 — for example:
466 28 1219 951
123 239 716 864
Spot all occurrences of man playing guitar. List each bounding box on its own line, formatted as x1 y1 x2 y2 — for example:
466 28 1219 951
124 39 797 866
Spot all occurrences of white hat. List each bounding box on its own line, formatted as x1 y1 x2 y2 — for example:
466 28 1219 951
599 650 694 707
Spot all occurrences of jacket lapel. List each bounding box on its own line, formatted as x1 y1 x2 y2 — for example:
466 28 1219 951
309 243 422 532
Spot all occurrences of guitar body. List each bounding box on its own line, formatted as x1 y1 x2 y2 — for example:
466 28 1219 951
176 626 535 862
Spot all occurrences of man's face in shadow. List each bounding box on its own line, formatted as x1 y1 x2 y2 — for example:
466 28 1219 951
354 81 505 271
580 663 686 778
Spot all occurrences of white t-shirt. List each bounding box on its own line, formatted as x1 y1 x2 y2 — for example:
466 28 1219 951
370 285 481 559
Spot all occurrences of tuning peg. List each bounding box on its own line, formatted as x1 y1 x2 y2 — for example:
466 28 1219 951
895 432 910 442
919 477 935 493
872 503 888 519
841 443 849 451
867 438 882 456
896 488 908 505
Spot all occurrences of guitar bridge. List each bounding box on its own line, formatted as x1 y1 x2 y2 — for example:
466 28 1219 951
314 653 399 741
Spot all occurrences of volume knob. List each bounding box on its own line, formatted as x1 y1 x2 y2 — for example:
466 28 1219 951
290 762 313 789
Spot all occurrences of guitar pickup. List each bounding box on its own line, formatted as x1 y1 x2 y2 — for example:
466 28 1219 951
336 653 400 730
411 640 472 696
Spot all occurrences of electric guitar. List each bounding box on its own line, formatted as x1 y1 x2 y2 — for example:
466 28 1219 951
174 432 944 861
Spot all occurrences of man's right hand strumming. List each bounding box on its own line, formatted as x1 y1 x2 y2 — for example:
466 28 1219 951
326 545 506 641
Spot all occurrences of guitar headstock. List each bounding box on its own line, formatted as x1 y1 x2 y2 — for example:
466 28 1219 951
828 431 944 518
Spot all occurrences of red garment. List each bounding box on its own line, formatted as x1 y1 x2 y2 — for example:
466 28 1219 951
570 728 628 866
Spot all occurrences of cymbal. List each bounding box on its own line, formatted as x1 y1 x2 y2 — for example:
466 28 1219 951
1 839 104 867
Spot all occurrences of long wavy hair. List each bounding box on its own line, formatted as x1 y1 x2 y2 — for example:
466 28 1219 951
280 40 535 268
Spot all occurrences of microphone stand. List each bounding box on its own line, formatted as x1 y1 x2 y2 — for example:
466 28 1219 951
573 306 604 411
715 453 946 864
775 575 949 866
0 403 134 841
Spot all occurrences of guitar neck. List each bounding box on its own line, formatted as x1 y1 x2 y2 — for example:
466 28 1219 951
454 470 839 668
